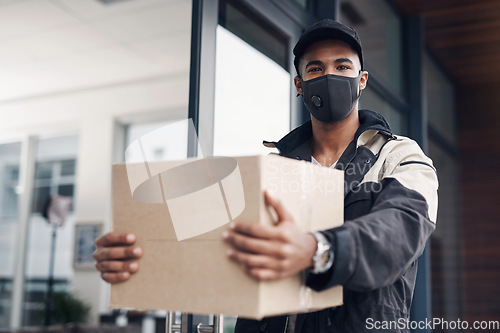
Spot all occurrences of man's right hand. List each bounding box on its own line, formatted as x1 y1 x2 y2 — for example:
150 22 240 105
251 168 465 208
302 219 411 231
93 232 143 284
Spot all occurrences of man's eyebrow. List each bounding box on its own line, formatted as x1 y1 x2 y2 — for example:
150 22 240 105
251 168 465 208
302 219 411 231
305 60 323 68
305 58 354 68
335 58 354 64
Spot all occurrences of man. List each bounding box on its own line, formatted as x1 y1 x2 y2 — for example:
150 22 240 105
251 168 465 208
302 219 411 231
94 20 438 333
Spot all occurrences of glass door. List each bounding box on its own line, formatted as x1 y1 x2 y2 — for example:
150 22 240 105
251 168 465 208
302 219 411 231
214 0 294 157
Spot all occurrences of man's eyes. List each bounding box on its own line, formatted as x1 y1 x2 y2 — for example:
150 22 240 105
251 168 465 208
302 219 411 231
308 67 322 72
307 65 351 73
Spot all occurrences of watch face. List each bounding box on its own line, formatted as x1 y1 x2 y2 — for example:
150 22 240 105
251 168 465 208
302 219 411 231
312 232 333 274
321 251 331 263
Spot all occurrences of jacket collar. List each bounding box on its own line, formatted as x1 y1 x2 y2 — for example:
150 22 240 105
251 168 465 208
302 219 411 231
263 109 394 164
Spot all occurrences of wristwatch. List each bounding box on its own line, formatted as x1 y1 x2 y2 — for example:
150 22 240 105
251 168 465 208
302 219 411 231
311 231 334 274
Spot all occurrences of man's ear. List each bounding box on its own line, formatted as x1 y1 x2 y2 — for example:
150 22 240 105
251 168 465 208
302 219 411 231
294 76 303 95
359 71 369 91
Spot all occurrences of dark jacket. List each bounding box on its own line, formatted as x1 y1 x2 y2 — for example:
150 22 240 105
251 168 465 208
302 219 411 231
235 110 438 333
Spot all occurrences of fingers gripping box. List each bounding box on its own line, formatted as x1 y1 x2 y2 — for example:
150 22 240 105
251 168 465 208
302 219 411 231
110 154 343 319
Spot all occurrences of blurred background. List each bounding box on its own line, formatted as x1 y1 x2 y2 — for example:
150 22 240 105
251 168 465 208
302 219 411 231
0 0 499 332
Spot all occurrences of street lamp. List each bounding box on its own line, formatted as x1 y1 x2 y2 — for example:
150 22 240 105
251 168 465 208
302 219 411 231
41 195 72 327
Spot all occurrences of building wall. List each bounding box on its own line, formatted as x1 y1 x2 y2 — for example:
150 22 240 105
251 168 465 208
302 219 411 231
458 81 500 323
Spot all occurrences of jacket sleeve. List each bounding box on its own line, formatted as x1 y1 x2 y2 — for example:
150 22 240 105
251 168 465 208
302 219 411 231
306 138 438 292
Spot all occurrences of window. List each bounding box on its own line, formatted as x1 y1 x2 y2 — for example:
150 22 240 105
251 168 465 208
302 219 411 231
290 0 308 9
214 1 292 156
0 142 22 328
219 0 289 70
341 0 403 97
213 26 291 156
425 53 461 322
32 160 76 214
1 164 19 220
124 119 191 162
23 135 78 326
360 86 407 135
425 54 457 145
428 139 461 321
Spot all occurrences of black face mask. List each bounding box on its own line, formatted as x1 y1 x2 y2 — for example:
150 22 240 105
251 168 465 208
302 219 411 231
301 73 363 123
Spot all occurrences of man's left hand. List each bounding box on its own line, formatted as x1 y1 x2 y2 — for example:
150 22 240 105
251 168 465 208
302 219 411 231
222 191 317 281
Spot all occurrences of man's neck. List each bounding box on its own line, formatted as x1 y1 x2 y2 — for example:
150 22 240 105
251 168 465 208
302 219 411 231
310 109 360 167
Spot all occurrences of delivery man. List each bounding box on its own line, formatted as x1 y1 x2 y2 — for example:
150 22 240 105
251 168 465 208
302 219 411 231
94 19 438 333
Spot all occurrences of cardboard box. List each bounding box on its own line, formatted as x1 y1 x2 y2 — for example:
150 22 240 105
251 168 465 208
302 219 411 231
110 154 343 319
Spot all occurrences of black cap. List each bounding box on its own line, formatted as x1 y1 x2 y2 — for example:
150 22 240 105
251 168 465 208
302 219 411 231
293 19 363 75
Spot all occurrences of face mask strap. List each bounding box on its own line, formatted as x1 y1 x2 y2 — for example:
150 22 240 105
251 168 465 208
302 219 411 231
354 71 364 100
